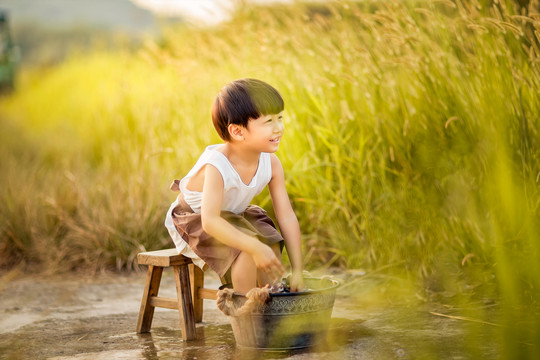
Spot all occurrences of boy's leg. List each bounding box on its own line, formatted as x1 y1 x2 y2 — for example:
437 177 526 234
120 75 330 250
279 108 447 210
257 243 282 287
231 251 258 295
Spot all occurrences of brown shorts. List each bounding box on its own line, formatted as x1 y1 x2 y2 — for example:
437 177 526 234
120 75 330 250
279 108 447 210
170 194 284 278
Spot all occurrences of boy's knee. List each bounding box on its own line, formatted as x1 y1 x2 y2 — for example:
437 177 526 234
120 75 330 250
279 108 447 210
233 250 255 268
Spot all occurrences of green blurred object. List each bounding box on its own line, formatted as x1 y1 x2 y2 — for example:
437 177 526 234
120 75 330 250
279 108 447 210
0 10 18 92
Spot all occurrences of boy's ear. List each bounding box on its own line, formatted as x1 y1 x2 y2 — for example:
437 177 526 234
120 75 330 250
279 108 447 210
228 124 244 141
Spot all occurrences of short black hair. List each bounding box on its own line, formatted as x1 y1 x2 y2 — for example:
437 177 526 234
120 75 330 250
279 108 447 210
211 78 284 141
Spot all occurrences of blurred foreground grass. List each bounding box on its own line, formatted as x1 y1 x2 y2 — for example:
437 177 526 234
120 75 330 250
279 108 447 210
0 0 539 356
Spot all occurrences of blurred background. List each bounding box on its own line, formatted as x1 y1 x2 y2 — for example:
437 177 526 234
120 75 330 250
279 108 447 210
0 0 233 67
0 0 539 357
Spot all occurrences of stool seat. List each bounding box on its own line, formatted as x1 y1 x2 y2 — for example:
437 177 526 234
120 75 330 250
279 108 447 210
137 249 191 266
135 249 219 341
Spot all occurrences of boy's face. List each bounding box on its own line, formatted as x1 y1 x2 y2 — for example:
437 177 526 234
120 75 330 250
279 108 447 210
243 112 285 153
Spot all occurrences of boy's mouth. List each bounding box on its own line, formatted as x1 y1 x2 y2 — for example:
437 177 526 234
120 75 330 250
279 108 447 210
270 136 281 143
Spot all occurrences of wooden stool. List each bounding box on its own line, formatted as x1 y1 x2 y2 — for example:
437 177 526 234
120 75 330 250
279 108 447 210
135 249 220 341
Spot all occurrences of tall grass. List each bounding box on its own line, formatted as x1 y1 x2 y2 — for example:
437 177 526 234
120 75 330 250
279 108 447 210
0 0 539 355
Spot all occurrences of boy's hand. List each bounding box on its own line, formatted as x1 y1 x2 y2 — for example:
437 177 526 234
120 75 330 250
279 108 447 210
251 243 285 284
289 270 304 292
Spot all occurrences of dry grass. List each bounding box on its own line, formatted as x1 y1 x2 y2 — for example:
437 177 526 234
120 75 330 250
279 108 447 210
0 1 539 354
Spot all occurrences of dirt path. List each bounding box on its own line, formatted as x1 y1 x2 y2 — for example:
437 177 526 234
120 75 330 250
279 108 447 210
0 270 498 359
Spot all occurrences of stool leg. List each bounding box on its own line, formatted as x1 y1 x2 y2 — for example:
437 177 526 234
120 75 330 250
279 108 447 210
174 265 197 340
189 264 204 323
136 265 163 333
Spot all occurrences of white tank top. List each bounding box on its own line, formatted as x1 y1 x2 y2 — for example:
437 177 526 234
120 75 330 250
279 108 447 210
180 144 272 214
164 144 272 268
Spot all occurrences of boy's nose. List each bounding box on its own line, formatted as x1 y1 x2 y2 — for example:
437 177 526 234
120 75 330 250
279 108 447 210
273 121 284 133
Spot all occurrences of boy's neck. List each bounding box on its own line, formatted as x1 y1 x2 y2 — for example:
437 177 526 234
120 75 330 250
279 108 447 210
220 142 261 166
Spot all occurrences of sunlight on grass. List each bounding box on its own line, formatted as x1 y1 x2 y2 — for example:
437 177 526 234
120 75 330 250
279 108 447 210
0 0 539 356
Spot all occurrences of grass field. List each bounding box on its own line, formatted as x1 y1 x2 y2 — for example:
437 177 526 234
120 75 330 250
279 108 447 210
1 0 539 356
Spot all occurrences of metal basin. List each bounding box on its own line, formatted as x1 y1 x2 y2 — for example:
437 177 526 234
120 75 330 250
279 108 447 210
220 277 340 350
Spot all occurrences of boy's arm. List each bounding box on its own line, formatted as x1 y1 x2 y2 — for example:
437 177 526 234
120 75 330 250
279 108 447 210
268 154 304 291
200 164 284 282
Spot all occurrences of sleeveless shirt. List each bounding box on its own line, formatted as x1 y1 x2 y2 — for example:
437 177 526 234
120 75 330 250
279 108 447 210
164 144 273 267
179 144 272 214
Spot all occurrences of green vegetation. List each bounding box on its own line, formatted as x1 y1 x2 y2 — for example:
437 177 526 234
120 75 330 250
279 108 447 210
1 0 539 356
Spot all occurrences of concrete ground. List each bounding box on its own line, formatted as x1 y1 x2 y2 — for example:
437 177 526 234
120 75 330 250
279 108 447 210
0 269 499 360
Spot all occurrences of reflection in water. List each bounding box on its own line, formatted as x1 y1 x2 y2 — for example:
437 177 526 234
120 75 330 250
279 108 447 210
138 324 237 360
136 318 371 360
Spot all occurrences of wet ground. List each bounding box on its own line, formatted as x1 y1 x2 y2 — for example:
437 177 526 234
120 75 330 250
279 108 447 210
0 269 499 360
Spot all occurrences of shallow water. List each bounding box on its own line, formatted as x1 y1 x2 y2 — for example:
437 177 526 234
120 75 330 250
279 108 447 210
0 271 500 360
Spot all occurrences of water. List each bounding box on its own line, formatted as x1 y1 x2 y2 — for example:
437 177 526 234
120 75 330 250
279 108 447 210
0 271 500 360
